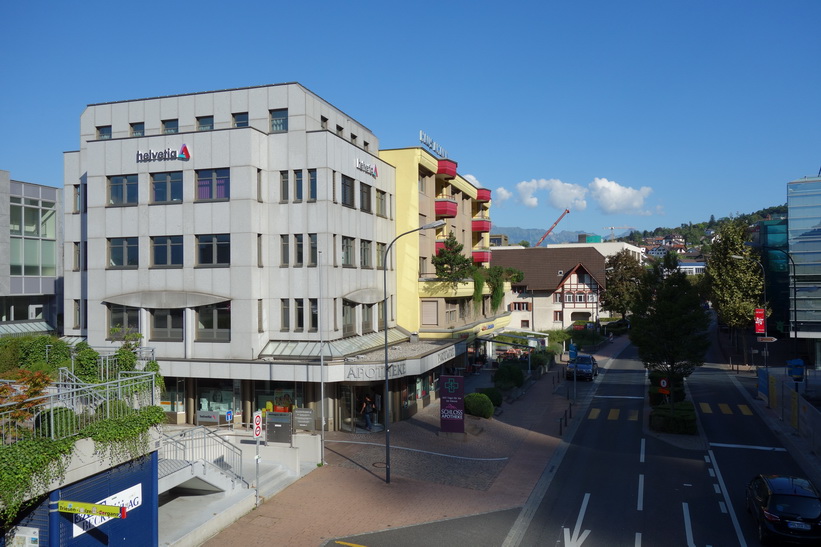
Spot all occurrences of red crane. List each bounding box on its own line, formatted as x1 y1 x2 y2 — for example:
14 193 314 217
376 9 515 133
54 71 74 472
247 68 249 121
535 209 570 247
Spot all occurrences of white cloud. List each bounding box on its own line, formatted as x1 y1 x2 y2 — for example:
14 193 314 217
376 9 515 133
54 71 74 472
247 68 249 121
494 186 512 204
588 177 653 215
515 178 587 210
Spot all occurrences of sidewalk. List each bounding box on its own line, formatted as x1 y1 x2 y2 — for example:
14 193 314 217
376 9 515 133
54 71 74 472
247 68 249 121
201 337 630 547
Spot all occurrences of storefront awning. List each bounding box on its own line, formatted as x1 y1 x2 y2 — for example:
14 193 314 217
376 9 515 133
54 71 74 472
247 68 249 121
259 328 408 359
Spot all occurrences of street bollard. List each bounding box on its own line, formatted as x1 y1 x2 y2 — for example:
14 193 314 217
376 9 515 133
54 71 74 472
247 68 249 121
558 418 563 436
568 402 573 419
563 409 568 427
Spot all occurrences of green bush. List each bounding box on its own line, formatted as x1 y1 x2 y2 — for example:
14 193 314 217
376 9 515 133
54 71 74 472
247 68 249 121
35 407 79 439
73 344 101 383
494 363 525 390
477 387 503 407
648 385 686 406
649 401 697 434
531 351 552 370
95 399 133 420
464 392 494 418
0 337 22 375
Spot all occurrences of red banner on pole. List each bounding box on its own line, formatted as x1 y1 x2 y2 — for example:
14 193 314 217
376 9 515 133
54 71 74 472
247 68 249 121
754 308 765 334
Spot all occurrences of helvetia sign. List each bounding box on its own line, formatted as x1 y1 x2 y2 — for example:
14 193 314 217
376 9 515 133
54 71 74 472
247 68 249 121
136 144 190 162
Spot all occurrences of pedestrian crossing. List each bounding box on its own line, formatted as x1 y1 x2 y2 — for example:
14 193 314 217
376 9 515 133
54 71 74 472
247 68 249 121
587 408 641 421
698 402 753 416
585 402 754 421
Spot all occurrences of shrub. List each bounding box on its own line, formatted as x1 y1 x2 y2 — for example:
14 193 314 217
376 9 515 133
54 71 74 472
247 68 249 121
477 387 503 407
464 392 494 419
0 337 22 375
35 407 79 439
494 363 525 390
649 401 697 434
531 351 552 370
95 399 133 420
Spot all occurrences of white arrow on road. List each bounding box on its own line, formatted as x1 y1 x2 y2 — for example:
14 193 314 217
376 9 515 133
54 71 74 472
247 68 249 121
564 493 591 546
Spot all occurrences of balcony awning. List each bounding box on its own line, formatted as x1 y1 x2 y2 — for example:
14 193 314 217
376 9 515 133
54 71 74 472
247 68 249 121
0 320 54 337
103 291 229 309
259 328 408 359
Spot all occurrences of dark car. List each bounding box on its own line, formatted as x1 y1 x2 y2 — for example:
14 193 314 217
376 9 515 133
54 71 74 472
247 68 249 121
745 474 821 545
566 354 599 381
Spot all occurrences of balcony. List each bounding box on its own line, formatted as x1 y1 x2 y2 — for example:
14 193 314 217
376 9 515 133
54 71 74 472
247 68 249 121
472 217 491 233
437 159 458 179
435 196 458 218
472 248 491 263
476 188 491 202
435 241 446 255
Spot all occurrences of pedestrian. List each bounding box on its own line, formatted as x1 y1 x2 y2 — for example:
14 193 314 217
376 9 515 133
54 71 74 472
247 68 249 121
360 394 374 431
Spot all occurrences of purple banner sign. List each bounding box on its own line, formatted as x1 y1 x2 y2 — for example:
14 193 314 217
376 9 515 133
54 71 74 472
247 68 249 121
440 375 465 434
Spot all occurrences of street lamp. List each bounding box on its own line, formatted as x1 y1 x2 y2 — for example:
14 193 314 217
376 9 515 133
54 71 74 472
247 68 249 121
731 254 767 367
761 246 798 355
382 219 445 484
318 250 326 465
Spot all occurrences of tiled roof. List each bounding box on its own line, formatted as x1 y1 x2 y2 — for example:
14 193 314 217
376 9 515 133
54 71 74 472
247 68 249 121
490 247 607 291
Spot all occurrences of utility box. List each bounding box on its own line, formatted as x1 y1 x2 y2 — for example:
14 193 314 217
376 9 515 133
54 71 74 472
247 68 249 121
266 411 292 444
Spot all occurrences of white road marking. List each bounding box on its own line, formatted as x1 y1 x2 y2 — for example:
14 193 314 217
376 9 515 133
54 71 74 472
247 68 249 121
635 532 641 546
719 501 727 513
709 442 786 452
640 438 645 463
683 503 696 547
637 474 644 511
713 483 721 494
708 449 748 547
563 493 592 547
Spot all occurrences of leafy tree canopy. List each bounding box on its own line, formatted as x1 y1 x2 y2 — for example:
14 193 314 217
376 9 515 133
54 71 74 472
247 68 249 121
601 249 644 317
432 231 475 290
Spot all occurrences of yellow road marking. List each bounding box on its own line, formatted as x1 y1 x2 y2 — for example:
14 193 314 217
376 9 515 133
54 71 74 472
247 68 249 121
588 408 601 419
739 405 753 416
719 403 732 414
699 402 712 413
628 410 639 421
608 409 620 420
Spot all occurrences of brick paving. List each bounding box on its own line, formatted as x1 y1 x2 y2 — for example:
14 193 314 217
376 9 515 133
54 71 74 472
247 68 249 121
202 338 629 547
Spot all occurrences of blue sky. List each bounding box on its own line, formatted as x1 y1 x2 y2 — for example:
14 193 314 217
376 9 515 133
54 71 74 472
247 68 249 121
2 1 819 236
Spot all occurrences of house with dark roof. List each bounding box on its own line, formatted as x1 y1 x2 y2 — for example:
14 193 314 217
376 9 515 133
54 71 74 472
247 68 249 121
491 247 607 331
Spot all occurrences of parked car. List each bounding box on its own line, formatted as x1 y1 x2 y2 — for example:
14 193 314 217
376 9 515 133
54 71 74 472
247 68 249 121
745 474 821 545
566 354 599 381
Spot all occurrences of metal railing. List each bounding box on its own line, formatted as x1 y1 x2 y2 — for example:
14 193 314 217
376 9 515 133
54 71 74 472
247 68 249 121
158 426 246 487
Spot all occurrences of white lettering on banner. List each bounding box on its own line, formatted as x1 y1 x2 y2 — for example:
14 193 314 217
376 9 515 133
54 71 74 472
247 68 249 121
72 483 142 538
419 130 448 158
437 346 456 365
441 408 464 420
356 159 378 177
345 363 406 380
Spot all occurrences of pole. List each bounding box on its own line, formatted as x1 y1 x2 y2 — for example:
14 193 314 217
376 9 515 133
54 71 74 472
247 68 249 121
318 250 325 465
255 437 259 507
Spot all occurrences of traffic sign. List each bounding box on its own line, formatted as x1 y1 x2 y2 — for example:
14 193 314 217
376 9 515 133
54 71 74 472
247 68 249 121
226 409 233 422
757 336 777 343
253 411 262 438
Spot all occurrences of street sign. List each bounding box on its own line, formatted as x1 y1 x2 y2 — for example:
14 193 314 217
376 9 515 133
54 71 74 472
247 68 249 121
225 409 233 423
658 377 670 395
757 336 777 343
253 411 262 438
58 500 126 519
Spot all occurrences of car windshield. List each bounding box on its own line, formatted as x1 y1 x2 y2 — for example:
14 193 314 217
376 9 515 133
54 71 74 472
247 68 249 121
770 495 821 519
576 364 593 371
575 356 593 364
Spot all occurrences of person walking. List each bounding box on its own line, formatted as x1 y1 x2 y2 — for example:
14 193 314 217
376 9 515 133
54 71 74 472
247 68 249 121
360 394 375 431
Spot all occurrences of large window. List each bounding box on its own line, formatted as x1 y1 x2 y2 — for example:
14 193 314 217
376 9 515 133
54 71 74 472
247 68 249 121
109 304 138 333
294 234 304 266
152 171 183 203
197 234 230 266
196 169 230 201
342 300 355 337
233 112 248 127
196 116 214 131
280 171 289 202
309 234 318 266
108 175 138 206
342 237 355 267
270 109 288 132
308 169 317 201
196 303 231 341
360 240 372 268
281 299 290 331
341 176 355 207
10 196 58 277
151 309 183 341
152 236 183 267
280 235 290 266
162 119 178 134
108 237 138 268
360 183 372 213
376 190 387 217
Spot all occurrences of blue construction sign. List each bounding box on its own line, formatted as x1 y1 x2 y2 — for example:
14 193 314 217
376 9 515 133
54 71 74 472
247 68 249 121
787 359 805 381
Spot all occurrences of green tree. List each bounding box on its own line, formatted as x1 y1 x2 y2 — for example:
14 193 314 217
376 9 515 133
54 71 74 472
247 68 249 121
629 253 710 406
601 250 644 317
432 231 475 290
517 240 531 247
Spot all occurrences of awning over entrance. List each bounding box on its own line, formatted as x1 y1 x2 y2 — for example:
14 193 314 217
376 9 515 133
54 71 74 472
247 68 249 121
259 328 408 359
0 320 54 337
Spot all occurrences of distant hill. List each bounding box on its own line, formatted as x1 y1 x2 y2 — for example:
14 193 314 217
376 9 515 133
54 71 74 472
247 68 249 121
491 226 592 246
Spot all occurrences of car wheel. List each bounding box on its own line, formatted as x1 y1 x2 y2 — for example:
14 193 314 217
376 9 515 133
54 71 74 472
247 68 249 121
757 521 770 545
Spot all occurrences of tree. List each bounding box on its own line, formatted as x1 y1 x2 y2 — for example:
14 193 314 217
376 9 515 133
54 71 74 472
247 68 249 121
517 240 530 248
601 250 644 317
629 253 710 403
432 231 475 290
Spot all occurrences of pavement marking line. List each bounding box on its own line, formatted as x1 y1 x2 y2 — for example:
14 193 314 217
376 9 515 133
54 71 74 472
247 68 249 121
563 493 592 547
588 408 601 420
708 449 748 547
699 402 712 413
334 542 366 547
325 440 509 461
608 409 620 420
635 532 641 546
637 474 644 511
628 409 639 421
709 442 787 452
718 403 732 414
738 404 753 416
593 395 644 399
639 438 645 463
713 483 721 494
682 503 696 547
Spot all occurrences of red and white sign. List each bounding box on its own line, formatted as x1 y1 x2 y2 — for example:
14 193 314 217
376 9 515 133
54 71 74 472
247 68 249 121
253 411 262 439
754 308 765 334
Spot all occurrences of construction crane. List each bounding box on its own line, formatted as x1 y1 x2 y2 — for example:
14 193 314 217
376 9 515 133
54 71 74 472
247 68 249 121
535 209 570 247
603 226 636 241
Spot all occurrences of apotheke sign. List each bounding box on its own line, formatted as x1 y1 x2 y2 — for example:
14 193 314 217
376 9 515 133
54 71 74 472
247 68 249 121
136 144 190 163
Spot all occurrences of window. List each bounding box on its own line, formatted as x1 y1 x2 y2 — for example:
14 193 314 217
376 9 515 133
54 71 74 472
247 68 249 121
280 171 289 202
521 320 530 329
587 293 597 302
308 169 317 201
196 303 231 341
151 171 183 203
233 112 248 127
342 237 355 267
73 300 81 329
97 126 112 140
109 304 139 332
281 299 290 330
108 175 138 206
554 311 563 322
445 300 458 323
130 122 144 137
162 119 178 134
351 133 357 146
280 235 289 266
360 240 372 268
270 109 288 132
376 242 386 269
360 183 372 213
108 237 138 268
364 141 370 152
151 309 183 341
196 234 230 266
418 171 426 194
378 301 385 330
294 234 304 266
257 234 263 267
72 185 82 213
309 299 318 332
376 190 387 217
258 299 264 332
553 293 562 303
309 234 318 266
257 169 263 202
576 293 585 303
295 299 304 331
294 170 303 201
152 236 183 267
342 300 355 336
341 175 355 207
564 293 573 303
362 303 373 333
73 242 81 271
196 168 230 200
336 125 344 137
193 115 212 131
320 116 328 130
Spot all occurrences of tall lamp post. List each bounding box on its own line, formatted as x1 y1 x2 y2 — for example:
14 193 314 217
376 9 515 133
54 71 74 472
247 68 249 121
382 219 445 484
731 254 767 367
762 246 798 355
318 250 326 465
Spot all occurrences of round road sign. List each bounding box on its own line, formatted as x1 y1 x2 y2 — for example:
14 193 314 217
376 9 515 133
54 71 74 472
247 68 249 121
659 378 669 389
